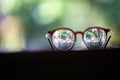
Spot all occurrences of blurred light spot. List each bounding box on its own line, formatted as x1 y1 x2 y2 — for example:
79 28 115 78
0 0 17 14
62 1 110 31
96 0 114 4
0 16 25 52
32 0 64 25
23 0 35 4
62 1 91 30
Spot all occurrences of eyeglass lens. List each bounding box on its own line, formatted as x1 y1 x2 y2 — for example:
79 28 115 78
83 28 106 49
52 29 75 51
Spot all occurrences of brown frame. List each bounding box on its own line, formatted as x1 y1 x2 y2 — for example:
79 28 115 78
46 26 111 51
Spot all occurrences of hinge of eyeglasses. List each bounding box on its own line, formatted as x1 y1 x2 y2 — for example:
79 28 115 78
45 33 50 39
109 30 113 36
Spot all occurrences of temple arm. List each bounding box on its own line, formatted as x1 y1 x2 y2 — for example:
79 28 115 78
46 33 54 51
103 30 113 50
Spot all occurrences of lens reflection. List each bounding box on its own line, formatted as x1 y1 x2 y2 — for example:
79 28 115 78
84 28 106 49
52 29 75 51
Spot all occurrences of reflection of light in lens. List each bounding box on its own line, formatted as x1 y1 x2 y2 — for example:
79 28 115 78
52 29 75 51
84 28 106 49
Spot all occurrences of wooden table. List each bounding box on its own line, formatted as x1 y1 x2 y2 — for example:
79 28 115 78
0 48 118 78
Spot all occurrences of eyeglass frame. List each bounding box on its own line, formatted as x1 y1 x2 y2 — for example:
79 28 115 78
46 26 113 51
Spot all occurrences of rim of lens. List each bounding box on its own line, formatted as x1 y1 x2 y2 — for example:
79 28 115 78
51 29 75 51
83 28 107 49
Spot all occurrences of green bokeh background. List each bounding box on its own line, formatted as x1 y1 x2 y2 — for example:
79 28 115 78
0 0 120 51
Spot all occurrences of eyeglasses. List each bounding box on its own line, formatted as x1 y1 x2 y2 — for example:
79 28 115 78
46 26 113 51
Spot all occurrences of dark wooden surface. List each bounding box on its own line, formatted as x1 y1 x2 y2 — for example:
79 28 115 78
0 48 119 78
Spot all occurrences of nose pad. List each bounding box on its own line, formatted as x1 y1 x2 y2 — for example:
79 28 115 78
72 35 87 50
